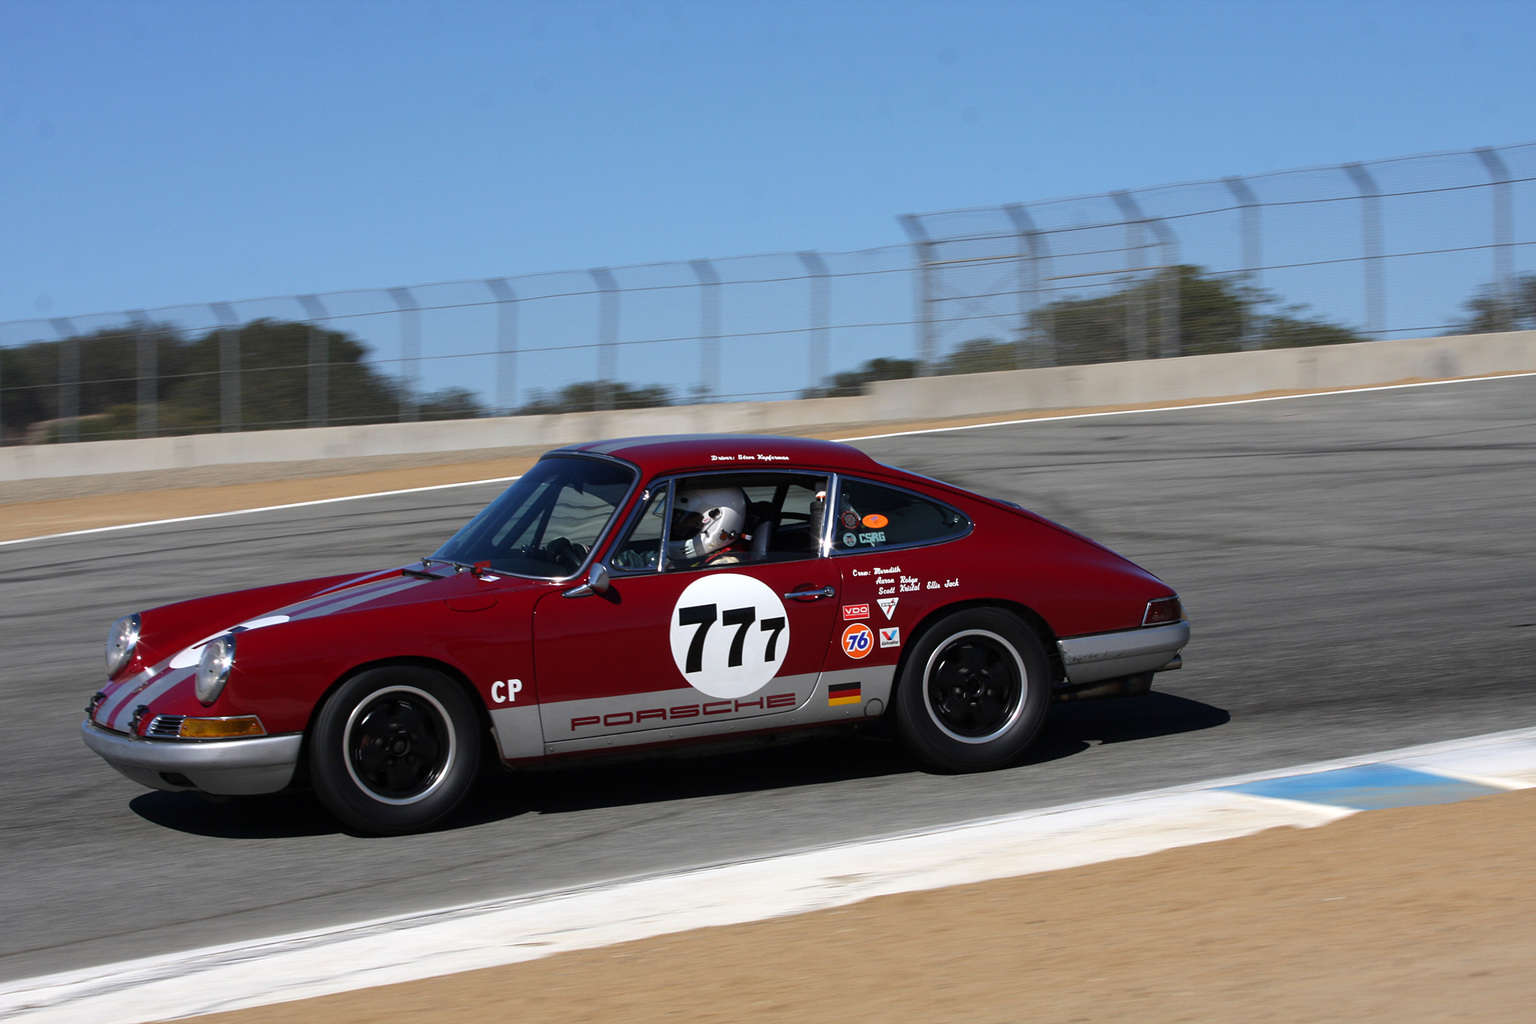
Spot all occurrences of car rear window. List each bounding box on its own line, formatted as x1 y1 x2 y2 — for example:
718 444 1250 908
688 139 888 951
831 478 970 553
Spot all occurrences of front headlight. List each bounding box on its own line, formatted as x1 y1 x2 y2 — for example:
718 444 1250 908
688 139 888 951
105 614 141 677
195 634 236 705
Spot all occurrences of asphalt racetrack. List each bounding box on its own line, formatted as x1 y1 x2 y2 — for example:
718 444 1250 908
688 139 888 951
2 375 1533 985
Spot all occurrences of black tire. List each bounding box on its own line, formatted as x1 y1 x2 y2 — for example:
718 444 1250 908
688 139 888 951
310 666 481 834
894 607 1051 772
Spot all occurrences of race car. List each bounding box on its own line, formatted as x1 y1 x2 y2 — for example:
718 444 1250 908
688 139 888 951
82 434 1189 834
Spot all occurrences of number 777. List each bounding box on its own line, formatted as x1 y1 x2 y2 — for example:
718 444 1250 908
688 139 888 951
677 603 787 672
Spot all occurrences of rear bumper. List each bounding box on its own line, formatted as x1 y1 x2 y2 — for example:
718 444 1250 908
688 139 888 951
1057 621 1190 685
81 721 302 796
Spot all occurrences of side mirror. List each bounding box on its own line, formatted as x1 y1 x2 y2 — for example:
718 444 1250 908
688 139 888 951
561 562 611 599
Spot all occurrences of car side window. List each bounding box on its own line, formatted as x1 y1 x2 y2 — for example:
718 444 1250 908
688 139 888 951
831 478 970 553
662 471 830 571
609 483 669 573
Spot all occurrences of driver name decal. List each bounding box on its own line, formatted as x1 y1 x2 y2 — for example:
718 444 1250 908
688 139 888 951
669 573 790 699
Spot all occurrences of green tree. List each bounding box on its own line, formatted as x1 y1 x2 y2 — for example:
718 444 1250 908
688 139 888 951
802 266 1365 398
802 357 919 398
936 339 1018 375
1453 273 1536 334
515 380 674 415
0 318 484 443
1035 265 1364 365
1 323 189 440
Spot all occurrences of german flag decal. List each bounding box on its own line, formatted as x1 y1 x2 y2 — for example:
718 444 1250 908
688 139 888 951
828 681 862 706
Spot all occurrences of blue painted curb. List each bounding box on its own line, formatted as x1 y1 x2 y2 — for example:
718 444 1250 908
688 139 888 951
1222 763 1505 810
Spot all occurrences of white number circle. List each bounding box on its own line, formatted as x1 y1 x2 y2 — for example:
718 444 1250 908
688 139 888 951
669 573 791 699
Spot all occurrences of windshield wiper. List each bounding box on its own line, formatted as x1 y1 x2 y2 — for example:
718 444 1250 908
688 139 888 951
410 557 496 579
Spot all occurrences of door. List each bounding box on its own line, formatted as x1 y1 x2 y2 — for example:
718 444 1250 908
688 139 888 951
533 473 841 751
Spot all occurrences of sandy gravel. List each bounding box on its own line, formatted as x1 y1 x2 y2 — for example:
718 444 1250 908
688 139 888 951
176 786 1536 1024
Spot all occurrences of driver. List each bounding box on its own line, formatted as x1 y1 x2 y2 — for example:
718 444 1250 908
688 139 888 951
667 485 750 565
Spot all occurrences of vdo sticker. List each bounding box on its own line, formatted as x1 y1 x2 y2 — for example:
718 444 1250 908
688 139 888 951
670 574 790 699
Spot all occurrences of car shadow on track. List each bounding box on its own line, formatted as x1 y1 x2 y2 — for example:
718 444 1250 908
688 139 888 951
129 788 340 838
129 690 1229 839
454 731 918 827
1023 690 1231 765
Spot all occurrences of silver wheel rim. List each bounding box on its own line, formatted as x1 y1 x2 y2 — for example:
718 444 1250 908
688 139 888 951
341 684 458 805
920 629 1029 744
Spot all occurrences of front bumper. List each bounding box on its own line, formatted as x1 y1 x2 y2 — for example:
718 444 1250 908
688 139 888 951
80 721 303 796
1056 620 1190 686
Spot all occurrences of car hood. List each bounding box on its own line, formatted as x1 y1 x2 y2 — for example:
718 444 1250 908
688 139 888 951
91 566 550 734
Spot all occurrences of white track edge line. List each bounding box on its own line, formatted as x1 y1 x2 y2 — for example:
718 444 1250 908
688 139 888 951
835 370 1536 441
5 369 1533 548
0 475 523 547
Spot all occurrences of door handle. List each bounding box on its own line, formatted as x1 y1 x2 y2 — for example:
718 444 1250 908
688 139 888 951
783 586 836 601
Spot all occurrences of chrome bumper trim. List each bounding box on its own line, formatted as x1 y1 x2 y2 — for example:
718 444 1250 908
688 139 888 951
80 721 303 796
1057 621 1190 685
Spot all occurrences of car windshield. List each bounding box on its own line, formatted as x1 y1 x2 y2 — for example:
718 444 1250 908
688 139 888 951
431 455 636 578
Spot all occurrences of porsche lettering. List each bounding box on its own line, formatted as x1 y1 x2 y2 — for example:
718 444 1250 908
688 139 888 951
570 692 796 731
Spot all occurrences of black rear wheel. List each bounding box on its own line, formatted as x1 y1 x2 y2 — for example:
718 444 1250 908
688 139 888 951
895 608 1050 772
310 666 481 834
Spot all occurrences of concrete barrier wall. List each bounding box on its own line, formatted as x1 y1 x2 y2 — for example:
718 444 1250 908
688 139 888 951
4 330 1533 483
866 330 1536 421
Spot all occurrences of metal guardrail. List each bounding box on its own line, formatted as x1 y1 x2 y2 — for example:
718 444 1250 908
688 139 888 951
1 142 1532 445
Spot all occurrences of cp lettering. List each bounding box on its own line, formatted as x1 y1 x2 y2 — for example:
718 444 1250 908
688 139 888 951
491 679 524 704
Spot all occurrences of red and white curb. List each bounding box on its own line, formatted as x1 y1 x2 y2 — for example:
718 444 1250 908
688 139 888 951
5 726 1535 1023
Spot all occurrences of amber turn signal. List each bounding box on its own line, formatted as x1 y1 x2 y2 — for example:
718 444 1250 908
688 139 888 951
178 716 266 739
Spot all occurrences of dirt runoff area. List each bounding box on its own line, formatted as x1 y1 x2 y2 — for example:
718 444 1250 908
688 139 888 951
174 787 1536 1024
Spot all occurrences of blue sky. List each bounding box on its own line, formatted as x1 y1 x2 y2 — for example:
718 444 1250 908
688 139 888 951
2 0 1534 327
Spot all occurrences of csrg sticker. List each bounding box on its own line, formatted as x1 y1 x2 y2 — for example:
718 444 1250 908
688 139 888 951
841 622 874 659
670 573 790 699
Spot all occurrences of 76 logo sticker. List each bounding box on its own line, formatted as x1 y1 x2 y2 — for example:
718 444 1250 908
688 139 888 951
841 623 874 660
670 574 790 699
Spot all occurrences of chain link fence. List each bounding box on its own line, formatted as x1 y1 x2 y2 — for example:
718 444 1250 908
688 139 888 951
2 142 1532 445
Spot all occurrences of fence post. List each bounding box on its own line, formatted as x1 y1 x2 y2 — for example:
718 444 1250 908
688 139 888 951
127 310 157 438
1109 194 1150 360
1148 220 1181 359
1113 192 1181 358
1004 205 1054 367
484 279 518 415
1474 147 1514 332
50 318 80 443
1222 176 1263 350
209 303 240 432
690 260 721 401
796 252 830 394
589 268 619 410
387 287 421 421
898 216 937 376
1343 163 1385 339
297 295 329 427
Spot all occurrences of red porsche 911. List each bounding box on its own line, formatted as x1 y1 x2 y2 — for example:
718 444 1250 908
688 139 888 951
83 435 1188 833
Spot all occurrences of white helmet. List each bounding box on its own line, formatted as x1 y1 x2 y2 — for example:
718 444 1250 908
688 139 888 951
669 486 748 560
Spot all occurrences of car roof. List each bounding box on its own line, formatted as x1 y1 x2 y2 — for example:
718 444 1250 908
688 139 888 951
549 434 884 476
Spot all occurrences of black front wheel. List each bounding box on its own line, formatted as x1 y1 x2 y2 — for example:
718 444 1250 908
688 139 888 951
310 666 481 834
895 608 1051 772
